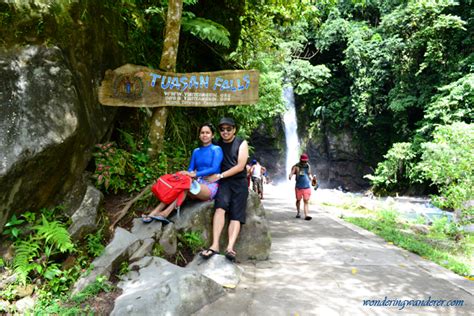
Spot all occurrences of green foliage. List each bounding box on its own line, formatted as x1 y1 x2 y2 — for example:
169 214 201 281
428 216 459 239
13 240 41 285
91 139 169 194
376 209 399 225
118 261 130 276
286 60 332 95
92 142 130 193
33 275 112 315
0 284 19 302
70 275 112 304
2 214 25 239
152 243 165 257
365 142 419 193
418 123 474 218
178 231 205 253
420 73 474 135
302 0 472 176
86 229 105 257
182 13 231 48
13 215 74 285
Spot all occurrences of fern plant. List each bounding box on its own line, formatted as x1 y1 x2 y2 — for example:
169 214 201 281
144 4 231 48
13 215 74 285
181 12 230 48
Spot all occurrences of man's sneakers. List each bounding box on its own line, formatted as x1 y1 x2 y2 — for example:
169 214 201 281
296 212 301 218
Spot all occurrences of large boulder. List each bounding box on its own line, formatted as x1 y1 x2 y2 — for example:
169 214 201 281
0 1 129 232
111 256 225 316
0 44 118 232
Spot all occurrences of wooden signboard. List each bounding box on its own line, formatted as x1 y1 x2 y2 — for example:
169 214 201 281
98 64 259 107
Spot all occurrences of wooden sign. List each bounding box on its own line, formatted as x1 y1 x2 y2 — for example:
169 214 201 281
98 64 259 107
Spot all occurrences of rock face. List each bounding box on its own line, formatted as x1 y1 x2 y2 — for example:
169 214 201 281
250 118 286 183
111 257 225 316
0 3 126 232
251 121 372 191
306 130 373 191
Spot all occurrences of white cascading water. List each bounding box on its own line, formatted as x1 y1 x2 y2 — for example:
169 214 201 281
282 86 300 180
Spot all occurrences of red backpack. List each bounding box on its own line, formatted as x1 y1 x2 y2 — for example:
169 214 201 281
151 173 192 217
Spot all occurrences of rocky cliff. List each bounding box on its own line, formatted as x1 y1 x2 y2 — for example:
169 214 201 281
0 1 127 231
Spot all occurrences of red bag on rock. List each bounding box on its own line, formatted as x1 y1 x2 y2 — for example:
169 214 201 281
151 173 192 207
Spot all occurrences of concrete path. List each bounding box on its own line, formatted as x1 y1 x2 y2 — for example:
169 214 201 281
194 184 473 316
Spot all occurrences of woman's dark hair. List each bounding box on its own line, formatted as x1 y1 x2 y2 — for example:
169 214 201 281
199 122 215 134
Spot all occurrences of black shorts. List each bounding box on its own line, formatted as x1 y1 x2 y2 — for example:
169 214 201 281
214 177 248 224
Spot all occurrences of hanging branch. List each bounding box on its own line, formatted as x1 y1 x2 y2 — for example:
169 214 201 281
292 43 319 60
109 184 152 233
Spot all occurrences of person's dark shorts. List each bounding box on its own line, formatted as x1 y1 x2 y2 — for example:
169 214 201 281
214 178 248 224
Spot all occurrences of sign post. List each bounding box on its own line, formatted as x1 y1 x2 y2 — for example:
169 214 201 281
99 64 259 108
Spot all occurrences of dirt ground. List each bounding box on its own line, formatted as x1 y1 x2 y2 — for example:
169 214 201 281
81 287 123 315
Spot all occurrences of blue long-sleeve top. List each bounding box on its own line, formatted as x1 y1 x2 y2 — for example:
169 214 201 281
187 144 223 177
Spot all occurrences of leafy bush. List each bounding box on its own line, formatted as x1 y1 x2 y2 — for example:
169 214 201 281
428 216 459 240
92 142 132 193
178 231 205 254
418 123 474 221
86 229 105 257
365 142 420 193
92 128 190 194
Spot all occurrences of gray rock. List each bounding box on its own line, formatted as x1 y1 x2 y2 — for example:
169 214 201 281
0 271 17 290
112 256 225 316
72 227 140 295
232 192 271 261
14 296 35 314
0 40 119 232
410 224 430 235
159 223 177 256
187 254 243 288
130 217 163 241
129 238 155 263
68 185 103 241
0 299 10 313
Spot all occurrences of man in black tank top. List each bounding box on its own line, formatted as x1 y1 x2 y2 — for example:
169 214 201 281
200 117 249 262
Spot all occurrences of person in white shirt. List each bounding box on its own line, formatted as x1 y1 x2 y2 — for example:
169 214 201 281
250 159 264 199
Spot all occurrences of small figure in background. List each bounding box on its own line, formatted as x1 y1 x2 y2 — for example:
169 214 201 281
288 153 314 221
250 159 264 199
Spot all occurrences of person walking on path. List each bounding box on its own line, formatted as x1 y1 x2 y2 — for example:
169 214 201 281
250 159 264 199
288 153 314 221
200 117 249 262
142 122 223 224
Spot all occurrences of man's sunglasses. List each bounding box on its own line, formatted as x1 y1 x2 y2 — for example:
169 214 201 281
219 126 234 132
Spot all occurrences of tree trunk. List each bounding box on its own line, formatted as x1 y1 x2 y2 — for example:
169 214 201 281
148 0 183 156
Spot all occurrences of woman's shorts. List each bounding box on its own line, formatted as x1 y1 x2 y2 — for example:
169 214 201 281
196 177 219 200
295 187 311 200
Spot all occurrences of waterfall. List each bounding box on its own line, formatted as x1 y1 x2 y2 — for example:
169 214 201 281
282 86 300 180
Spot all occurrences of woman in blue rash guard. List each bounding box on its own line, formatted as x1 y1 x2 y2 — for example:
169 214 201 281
142 123 223 223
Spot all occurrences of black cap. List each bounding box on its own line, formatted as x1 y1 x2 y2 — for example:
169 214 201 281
218 117 235 127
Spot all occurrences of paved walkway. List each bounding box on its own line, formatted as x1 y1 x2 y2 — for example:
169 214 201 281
195 184 473 316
